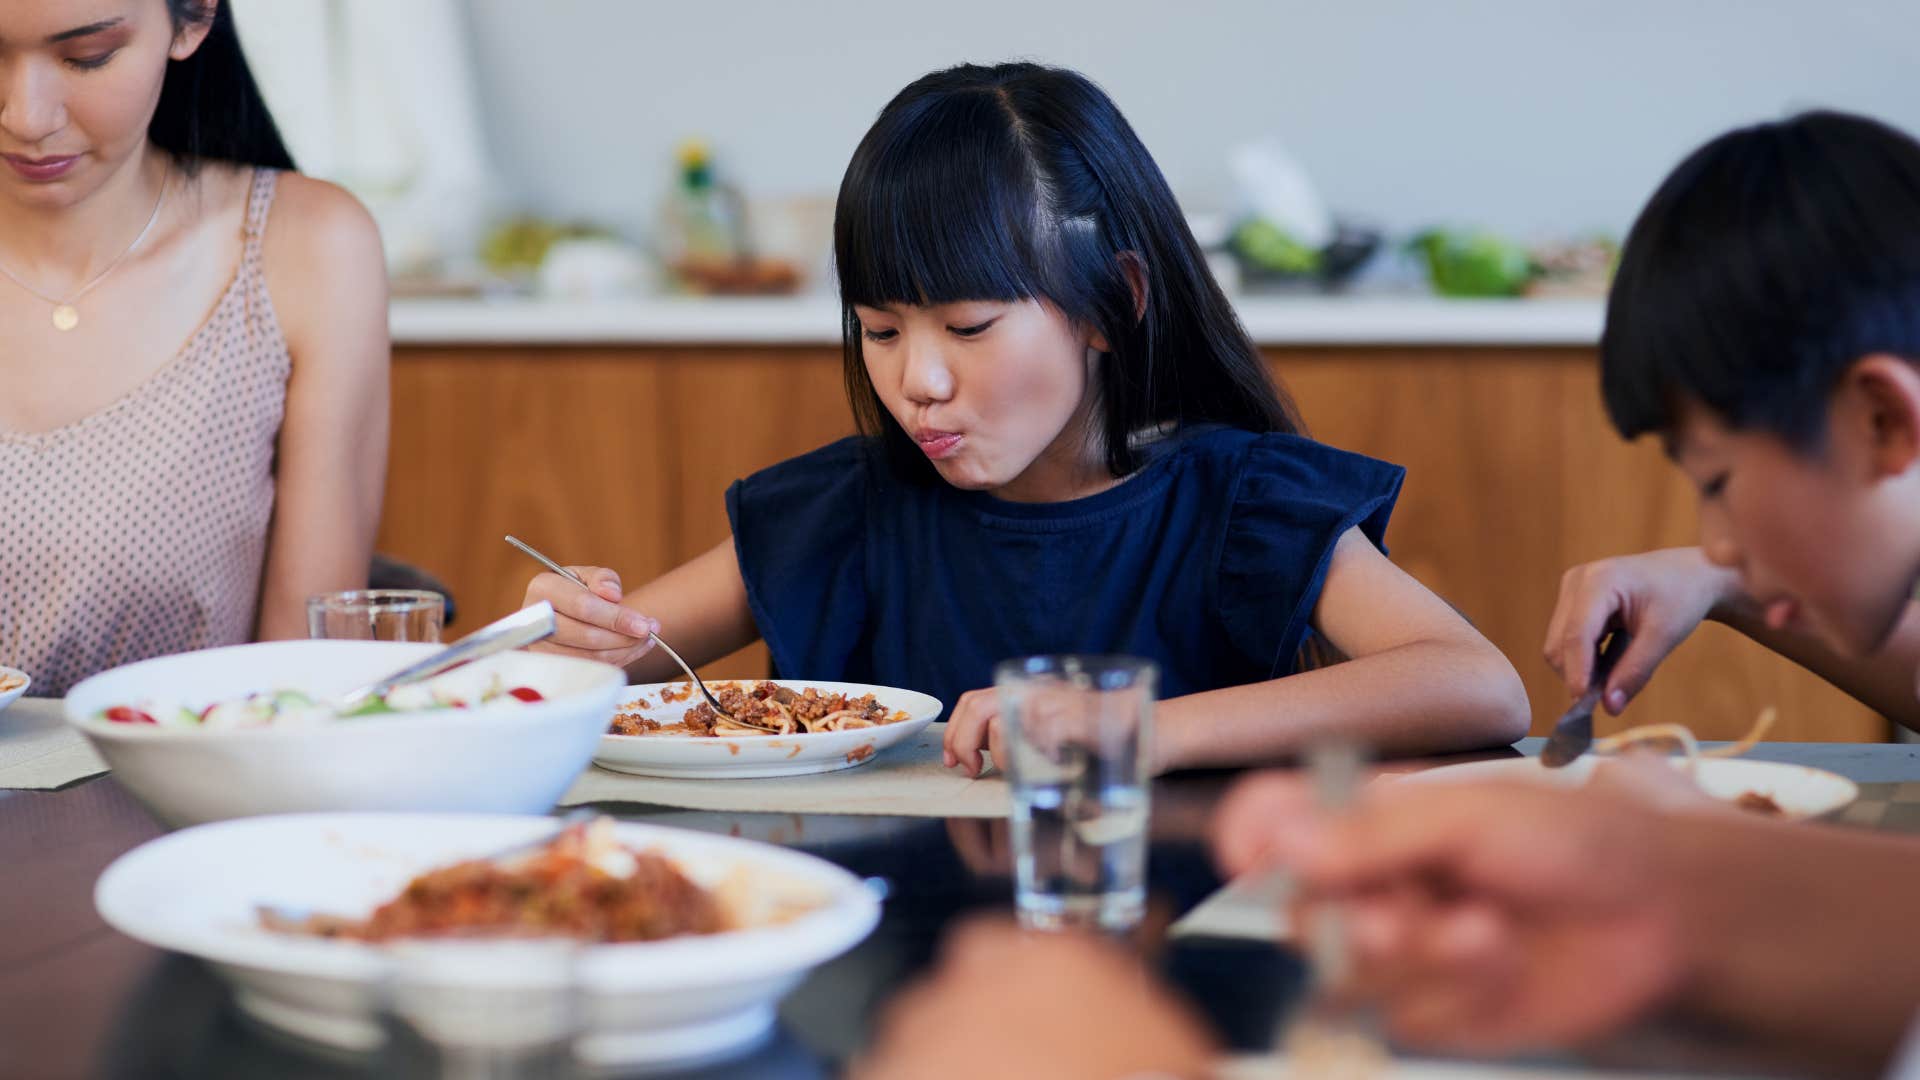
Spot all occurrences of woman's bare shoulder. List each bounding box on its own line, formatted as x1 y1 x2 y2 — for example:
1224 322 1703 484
258 171 388 355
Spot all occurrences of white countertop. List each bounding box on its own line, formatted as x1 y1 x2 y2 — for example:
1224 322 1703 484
388 294 1604 347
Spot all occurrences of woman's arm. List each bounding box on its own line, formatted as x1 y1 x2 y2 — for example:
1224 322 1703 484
1155 527 1530 770
523 536 761 680
944 527 1529 776
254 176 389 640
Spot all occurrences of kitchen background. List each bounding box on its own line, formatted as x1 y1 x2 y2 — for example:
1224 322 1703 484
235 0 1918 297
232 0 1917 744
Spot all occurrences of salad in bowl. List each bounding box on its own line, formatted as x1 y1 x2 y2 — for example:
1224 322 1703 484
66 640 623 827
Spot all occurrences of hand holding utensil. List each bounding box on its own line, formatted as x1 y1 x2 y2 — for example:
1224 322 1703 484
1541 628 1633 769
504 536 773 733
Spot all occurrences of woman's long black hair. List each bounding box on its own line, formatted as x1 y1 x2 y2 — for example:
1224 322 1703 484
834 62 1301 481
151 1 295 173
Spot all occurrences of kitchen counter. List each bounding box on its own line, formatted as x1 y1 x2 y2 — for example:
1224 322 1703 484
388 294 1605 347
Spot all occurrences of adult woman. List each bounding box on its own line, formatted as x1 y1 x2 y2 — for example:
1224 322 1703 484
0 1 388 695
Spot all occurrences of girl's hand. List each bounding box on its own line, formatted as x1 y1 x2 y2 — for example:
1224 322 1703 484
945 817 1015 876
522 566 660 669
1543 547 1743 712
942 688 1005 777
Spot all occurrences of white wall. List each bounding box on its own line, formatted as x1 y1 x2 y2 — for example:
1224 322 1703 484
458 0 1918 243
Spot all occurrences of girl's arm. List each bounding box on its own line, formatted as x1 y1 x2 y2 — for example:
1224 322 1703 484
945 527 1529 776
523 536 761 681
254 176 389 640
1156 527 1529 769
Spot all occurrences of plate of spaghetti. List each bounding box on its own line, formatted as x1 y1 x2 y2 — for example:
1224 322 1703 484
0 665 28 713
95 812 880 1069
596 679 942 779
1403 709 1859 819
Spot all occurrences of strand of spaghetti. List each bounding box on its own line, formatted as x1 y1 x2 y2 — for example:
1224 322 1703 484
1594 723 1703 773
821 710 876 731
1701 706 1777 758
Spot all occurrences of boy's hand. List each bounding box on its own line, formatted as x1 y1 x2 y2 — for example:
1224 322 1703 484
1543 547 1743 712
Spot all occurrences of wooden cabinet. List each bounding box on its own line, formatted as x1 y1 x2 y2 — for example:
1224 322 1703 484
379 344 1888 743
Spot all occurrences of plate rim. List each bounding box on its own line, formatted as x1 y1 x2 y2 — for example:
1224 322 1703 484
1398 755 1860 817
94 812 882 990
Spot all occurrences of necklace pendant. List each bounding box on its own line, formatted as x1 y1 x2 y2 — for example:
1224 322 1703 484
51 305 78 331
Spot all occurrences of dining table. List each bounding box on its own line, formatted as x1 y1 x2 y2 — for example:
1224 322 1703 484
4 714 1918 1080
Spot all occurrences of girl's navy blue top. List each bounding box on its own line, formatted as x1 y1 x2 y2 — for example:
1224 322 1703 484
725 426 1404 718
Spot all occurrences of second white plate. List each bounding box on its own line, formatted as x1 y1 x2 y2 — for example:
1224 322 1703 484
593 680 942 779
1401 755 1858 819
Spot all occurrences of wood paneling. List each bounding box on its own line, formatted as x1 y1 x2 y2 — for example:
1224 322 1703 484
663 348 853 678
377 343 1888 744
377 348 676 632
1274 347 1885 743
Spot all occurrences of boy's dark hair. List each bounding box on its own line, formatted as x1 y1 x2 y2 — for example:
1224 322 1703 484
1603 110 1920 444
834 62 1303 480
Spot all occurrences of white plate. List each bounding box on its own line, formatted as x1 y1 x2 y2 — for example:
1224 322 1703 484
95 813 881 1070
594 680 942 779
0 665 28 714
65 641 624 827
1401 755 1859 819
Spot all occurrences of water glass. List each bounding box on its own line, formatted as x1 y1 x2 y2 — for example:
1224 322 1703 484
377 938 585 1079
307 589 444 642
994 654 1156 933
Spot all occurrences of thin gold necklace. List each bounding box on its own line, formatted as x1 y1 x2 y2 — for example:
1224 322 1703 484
0 166 170 331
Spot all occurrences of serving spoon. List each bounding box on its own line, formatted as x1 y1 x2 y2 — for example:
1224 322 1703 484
331 601 558 715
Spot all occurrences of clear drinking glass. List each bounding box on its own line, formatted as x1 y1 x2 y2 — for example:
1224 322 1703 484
994 654 1157 933
377 938 585 1080
306 589 444 642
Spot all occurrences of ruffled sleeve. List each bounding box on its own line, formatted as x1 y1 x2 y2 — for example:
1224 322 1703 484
725 436 875 680
1213 433 1405 676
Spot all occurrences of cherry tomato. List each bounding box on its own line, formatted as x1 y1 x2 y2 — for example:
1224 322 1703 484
507 687 544 703
105 706 157 725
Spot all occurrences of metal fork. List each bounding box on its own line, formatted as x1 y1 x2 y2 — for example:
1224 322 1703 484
1541 628 1632 768
1278 740 1390 1070
503 535 776 733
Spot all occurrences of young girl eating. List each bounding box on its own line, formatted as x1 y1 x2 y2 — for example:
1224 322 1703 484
524 62 1528 772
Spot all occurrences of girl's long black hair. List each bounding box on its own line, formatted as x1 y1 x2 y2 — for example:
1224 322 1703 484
834 62 1301 481
152 1 295 173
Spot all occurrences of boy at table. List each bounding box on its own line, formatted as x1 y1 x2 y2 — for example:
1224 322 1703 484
857 110 1920 1078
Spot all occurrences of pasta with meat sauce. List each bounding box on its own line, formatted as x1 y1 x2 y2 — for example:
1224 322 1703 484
609 680 908 738
262 819 731 944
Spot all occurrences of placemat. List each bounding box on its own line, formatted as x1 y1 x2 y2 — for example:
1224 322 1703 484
0 699 107 790
561 724 1009 818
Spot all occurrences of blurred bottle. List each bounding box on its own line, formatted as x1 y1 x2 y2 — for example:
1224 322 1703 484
659 139 745 273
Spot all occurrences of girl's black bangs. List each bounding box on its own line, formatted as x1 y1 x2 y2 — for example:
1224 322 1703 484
834 94 1057 310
